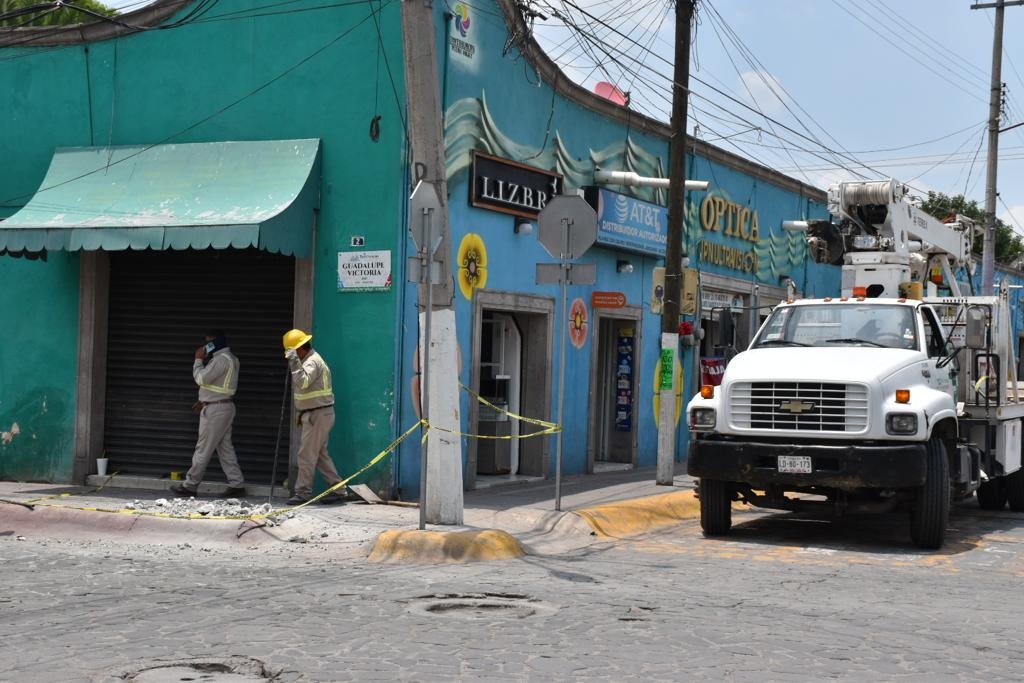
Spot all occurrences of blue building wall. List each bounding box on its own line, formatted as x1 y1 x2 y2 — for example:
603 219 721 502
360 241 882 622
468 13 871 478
393 0 842 495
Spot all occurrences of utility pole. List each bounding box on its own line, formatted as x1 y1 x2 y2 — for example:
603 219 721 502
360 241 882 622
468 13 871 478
657 0 696 486
401 0 463 524
973 0 1024 294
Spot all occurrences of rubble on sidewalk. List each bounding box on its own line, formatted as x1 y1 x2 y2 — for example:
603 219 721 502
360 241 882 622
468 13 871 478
120 497 295 526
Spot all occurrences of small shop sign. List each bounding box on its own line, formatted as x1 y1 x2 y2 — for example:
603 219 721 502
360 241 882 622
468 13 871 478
585 187 668 257
591 291 626 308
338 249 392 292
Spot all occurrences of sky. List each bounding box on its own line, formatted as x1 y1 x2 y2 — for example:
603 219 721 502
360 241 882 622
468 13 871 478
104 0 1024 232
528 0 1024 235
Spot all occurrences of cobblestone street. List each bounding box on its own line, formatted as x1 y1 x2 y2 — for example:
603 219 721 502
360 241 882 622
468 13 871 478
3 501 1024 682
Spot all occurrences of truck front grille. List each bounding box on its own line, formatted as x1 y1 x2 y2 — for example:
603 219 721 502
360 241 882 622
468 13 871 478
729 382 868 432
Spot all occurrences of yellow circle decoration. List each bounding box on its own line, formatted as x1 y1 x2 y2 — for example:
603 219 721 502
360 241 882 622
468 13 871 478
457 233 488 300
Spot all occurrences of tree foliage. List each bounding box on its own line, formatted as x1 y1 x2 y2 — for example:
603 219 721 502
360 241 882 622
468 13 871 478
918 191 1024 266
0 0 116 27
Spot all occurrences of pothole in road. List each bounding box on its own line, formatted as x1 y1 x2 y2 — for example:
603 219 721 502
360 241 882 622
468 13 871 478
407 592 556 619
100 656 284 683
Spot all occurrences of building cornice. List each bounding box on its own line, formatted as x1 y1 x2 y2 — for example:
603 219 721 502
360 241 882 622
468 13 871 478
0 0 191 47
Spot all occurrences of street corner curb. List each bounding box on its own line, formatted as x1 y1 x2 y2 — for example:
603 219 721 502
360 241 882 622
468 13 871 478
367 528 525 564
573 489 700 539
0 502 280 547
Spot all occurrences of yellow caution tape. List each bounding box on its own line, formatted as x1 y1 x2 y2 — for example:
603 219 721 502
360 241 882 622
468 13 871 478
424 421 559 440
444 383 560 440
30 422 425 521
29 384 561 520
23 471 121 505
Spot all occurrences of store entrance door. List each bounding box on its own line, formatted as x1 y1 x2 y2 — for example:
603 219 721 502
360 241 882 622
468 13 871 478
476 312 522 476
469 294 553 489
589 310 640 471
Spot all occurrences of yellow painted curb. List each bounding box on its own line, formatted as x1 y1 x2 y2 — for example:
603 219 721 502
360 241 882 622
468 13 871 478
368 528 525 564
574 489 702 539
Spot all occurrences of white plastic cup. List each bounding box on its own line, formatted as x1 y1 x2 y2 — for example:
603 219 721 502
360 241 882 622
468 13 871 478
97 458 109 477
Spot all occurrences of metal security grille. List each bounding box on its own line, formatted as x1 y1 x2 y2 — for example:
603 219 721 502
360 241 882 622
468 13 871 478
103 249 294 483
730 382 869 432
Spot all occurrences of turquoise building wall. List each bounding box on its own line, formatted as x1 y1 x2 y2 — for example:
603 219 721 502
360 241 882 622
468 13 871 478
0 255 80 481
0 1 407 484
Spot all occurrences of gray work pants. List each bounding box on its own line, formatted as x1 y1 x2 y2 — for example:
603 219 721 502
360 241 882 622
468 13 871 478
294 406 341 498
185 401 245 489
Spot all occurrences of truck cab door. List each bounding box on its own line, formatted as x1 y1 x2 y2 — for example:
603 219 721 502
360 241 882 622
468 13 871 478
921 305 955 399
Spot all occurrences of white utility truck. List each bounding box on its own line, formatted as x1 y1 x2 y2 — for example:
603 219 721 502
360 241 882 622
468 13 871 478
686 179 1024 549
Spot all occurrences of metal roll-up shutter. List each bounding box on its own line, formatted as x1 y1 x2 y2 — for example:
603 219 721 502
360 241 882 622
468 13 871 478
104 248 295 484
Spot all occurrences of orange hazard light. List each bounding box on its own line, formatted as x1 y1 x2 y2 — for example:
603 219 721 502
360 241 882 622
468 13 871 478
895 389 911 404
700 385 715 399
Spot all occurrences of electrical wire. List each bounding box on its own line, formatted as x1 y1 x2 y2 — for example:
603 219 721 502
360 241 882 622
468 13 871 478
830 0 987 104
538 0 885 182
0 0 391 206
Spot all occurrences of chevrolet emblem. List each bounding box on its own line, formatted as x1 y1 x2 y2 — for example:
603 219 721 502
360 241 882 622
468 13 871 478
779 400 815 413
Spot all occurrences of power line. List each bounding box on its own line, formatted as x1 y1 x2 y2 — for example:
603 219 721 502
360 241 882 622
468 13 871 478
540 0 894 182
0 0 390 206
830 0 987 104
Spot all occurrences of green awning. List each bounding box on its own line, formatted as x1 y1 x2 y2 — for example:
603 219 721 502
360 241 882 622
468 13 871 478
0 139 321 257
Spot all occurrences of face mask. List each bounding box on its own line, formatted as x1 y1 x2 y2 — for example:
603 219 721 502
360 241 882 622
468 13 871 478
204 336 228 358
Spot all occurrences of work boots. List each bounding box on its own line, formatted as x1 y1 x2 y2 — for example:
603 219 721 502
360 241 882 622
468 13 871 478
170 483 198 498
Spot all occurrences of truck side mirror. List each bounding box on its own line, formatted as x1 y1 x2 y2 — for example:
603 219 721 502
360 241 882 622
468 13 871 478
718 310 735 348
965 306 987 349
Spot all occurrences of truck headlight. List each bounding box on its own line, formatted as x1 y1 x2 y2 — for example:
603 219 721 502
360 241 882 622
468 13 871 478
690 408 716 431
886 413 918 435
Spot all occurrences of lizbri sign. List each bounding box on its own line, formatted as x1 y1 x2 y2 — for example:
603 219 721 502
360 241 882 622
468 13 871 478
470 151 563 219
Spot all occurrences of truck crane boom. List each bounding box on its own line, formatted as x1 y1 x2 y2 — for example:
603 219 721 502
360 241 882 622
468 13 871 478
827 179 978 298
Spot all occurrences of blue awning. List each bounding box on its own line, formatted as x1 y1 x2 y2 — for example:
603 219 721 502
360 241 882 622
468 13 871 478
0 139 321 257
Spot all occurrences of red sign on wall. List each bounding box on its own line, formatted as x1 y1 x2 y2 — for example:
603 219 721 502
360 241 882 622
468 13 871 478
591 291 626 308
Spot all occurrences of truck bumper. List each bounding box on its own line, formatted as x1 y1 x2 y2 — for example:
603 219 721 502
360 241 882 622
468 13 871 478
687 438 928 489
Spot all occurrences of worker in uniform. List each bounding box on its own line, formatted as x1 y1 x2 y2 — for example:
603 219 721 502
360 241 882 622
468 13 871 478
283 329 345 505
171 330 247 498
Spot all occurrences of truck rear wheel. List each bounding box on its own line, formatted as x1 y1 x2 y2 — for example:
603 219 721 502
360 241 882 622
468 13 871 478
1007 469 1024 512
910 437 949 550
977 477 1007 510
699 479 732 536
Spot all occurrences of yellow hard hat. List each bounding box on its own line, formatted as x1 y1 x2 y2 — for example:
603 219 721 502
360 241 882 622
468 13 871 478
283 329 313 351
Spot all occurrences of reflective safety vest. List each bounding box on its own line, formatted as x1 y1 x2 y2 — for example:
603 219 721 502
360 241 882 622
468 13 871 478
289 350 334 411
193 348 239 403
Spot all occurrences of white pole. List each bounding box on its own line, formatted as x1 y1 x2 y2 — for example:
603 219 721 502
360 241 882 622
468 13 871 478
418 208 433 531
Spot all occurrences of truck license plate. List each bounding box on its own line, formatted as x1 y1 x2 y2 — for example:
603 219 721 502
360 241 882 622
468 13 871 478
778 455 812 474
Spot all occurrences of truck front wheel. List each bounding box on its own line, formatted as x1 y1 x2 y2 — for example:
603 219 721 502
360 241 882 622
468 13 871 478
910 437 950 549
699 479 732 536
977 477 1007 510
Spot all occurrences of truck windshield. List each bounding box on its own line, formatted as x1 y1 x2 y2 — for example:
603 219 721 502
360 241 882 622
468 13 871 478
753 304 919 350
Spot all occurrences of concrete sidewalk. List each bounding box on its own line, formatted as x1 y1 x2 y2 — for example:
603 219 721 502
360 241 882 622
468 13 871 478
0 464 699 561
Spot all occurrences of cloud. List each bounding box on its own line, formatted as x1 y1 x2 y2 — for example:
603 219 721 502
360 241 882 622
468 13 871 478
737 69 787 117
